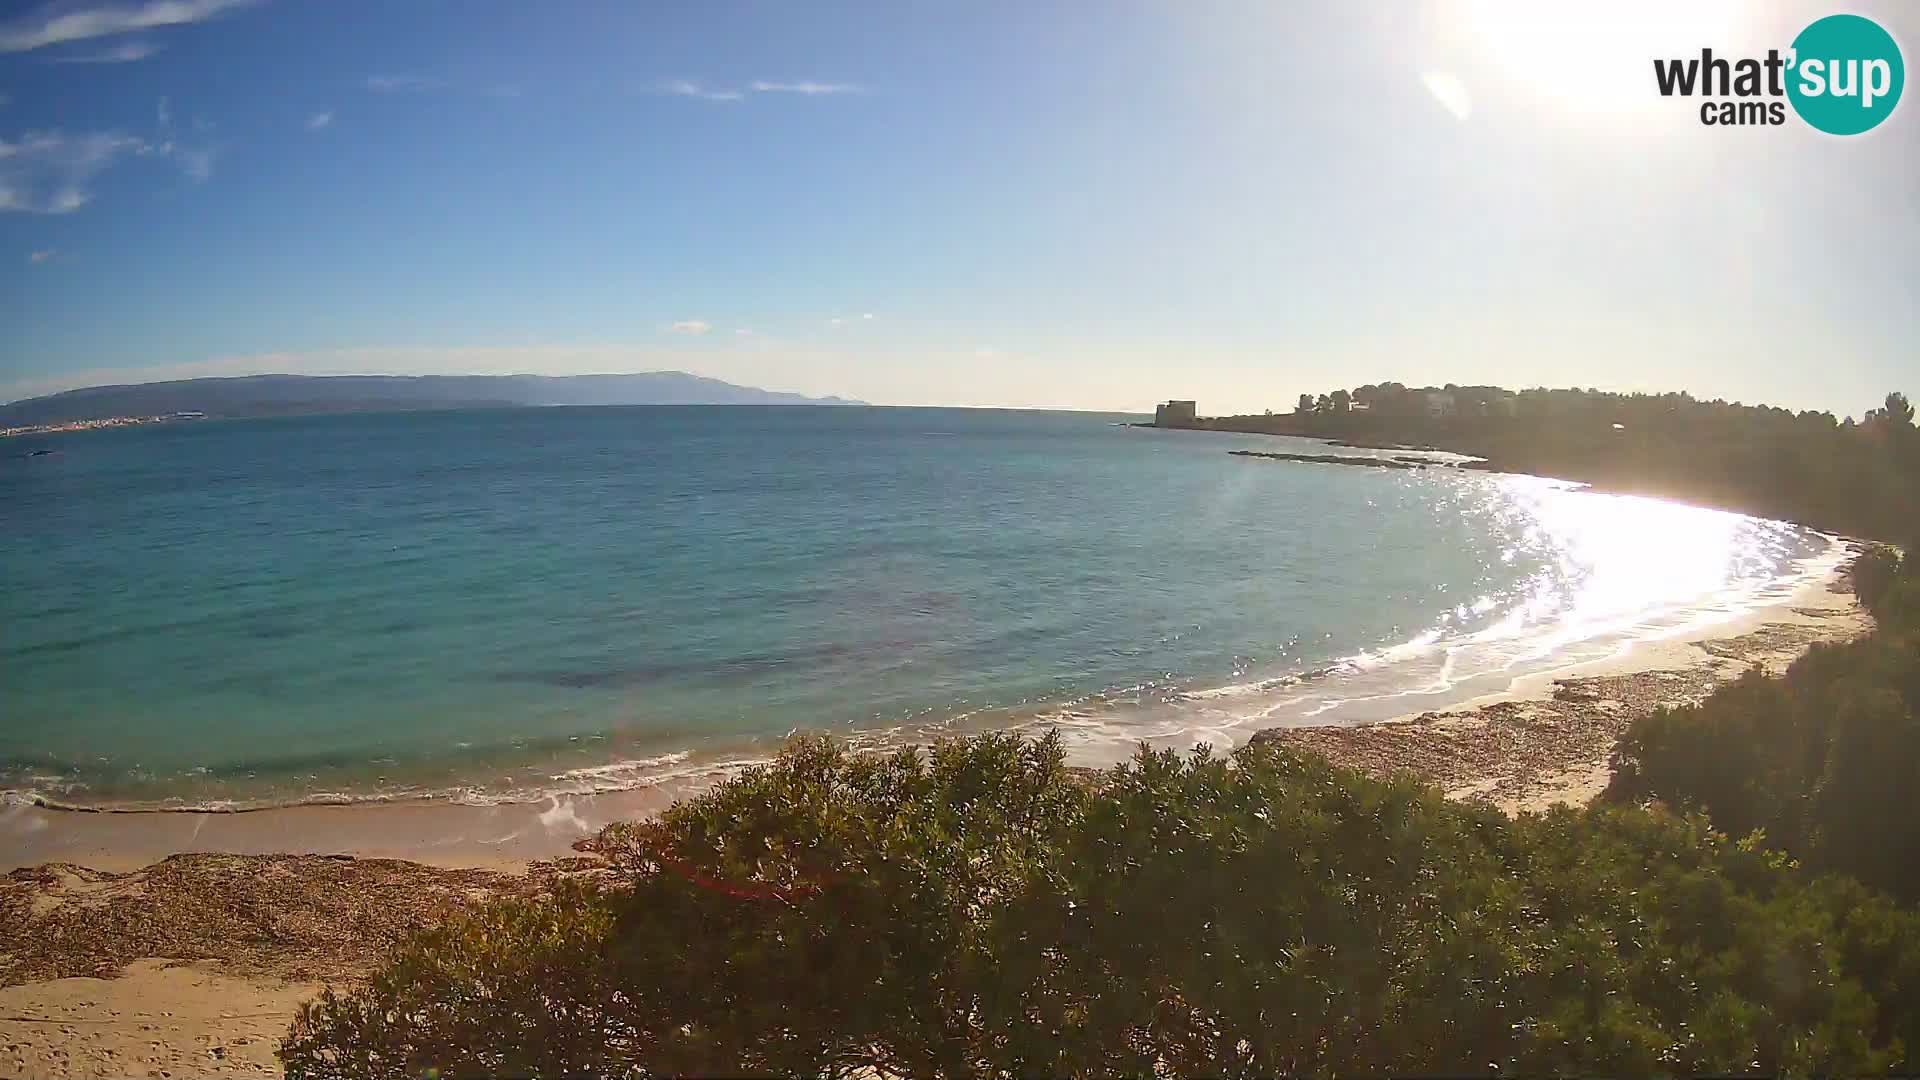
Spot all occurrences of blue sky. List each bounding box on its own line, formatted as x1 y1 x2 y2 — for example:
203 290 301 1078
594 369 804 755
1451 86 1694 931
1 0 1915 415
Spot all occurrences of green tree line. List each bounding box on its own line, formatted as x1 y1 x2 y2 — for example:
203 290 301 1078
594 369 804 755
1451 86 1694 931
1212 387 1919 544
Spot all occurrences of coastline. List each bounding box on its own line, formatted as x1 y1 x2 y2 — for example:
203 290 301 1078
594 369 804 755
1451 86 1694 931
1 537 1871 874
0 541 1877 1077
1251 548 1872 814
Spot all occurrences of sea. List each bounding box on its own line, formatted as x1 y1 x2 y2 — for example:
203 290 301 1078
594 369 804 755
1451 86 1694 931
0 406 1836 812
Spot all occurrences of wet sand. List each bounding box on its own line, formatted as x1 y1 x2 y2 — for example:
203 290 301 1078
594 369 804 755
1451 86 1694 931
1252 559 1873 814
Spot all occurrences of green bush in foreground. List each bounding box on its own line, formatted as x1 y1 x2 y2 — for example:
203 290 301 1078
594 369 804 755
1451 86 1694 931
283 733 1920 1078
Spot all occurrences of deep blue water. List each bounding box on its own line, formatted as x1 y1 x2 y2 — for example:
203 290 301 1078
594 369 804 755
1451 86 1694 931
0 406 1830 809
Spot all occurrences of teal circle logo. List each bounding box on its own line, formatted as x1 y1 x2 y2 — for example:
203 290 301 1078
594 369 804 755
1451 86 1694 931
1787 14 1904 135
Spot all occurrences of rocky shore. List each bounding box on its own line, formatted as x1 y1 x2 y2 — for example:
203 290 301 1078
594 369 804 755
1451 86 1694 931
1227 448 1445 470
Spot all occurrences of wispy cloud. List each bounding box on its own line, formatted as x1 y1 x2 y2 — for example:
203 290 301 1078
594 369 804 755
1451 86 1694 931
29 249 55 263
661 78 861 103
661 79 744 103
1 128 211 213
49 38 160 62
668 320 712 336
365 74 446 94
1421 71 1472 122
749 80 860 96
0 130 140 213
306 110 332 130
0 0 255 54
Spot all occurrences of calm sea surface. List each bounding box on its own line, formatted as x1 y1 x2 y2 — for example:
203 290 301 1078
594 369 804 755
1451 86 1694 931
0 406 1832 809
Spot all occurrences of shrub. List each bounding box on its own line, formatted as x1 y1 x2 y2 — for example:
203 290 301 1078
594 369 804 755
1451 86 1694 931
284 733 1920 1078
1854 544 1904 618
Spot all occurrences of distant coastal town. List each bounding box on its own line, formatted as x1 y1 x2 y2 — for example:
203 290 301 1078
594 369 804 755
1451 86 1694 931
1 412 205 439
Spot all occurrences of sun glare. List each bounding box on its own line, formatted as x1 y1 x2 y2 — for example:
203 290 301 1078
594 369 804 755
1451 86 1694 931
1460 0 1741 115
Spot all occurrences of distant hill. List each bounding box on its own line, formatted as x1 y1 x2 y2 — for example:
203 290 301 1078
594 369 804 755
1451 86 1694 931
0 373 863 426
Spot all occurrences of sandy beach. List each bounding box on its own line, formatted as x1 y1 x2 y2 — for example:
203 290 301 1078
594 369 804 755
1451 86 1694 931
0 546 1876 1077
1253 569 1872 814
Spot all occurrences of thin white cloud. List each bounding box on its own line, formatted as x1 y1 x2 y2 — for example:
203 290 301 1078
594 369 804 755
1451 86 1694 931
157 95 171 128
669 320 712 335
365 74 446 93
1421 71 1472 122
661 79 861 103
861 312 874 320
306 110 332 130
749 80 860 96
50 38 160 62
1 128 211 213
0 0 255 54
0 93 10 107
660 79 743 103
29 249 55 262
0 130 140 213
826 317 844 328
734 328 754 336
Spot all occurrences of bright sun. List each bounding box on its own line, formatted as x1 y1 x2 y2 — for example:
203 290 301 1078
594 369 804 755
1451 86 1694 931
1458 0 1742 114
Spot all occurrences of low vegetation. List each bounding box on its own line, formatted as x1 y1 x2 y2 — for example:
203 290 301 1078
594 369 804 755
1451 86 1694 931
284 549 1920 1079
1610 543 1920 901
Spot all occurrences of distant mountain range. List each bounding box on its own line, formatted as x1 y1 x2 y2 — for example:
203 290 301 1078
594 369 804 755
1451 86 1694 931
0 373 863 426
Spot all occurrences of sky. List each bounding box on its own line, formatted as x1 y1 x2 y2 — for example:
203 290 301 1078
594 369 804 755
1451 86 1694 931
1 0 1915 416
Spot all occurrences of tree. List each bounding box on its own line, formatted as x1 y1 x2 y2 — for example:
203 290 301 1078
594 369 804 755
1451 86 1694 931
1886 392 1915 429
1330 388 1351 413
1315 393 1332 413
1296 393 1314 415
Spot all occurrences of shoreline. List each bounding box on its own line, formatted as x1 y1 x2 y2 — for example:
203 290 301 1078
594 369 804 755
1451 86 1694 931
0 543 1877 1078
1251 550 1872 814
0 537 1871 875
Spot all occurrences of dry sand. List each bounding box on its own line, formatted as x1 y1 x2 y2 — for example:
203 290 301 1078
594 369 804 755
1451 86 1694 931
0 543 1878 1076
0 853 604 1078
0 962 319 1078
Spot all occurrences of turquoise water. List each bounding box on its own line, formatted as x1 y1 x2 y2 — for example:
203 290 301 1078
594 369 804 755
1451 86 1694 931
1 406 1830 809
